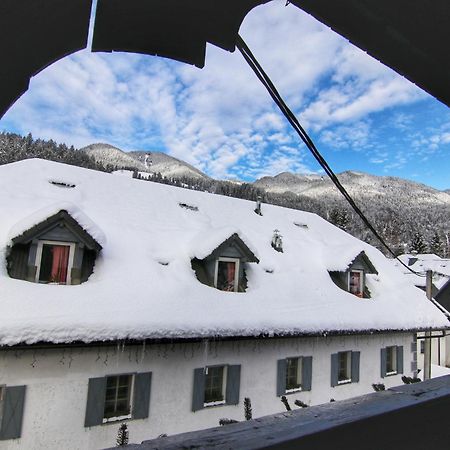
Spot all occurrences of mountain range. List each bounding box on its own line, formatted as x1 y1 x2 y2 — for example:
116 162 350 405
1 132 448 255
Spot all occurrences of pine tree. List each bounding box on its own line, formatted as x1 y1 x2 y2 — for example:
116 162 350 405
429 231 444 257
244 397 252 420
410 232 427 254
116 423 129 446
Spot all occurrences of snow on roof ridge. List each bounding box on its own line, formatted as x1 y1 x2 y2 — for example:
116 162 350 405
7 202 106 247
191 227 259 261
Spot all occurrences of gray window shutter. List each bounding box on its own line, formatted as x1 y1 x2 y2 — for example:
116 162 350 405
330 353 339 387
276 359 287 396
133 372 152 420
84 377 107 427
351 351 360 383
192 368 205 412
301 356 313 391
396 346 404 374
0 385 26 440
226 365 241 405
380 348 387 378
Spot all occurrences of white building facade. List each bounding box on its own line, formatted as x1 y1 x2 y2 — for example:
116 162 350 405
1 333 416 450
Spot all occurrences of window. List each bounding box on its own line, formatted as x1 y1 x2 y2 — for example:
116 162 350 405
84 372 152 427
385 346 397 375
277 356 312 396
192 365 241 411
286 357 303 392
381 346 403 378
35 240 75 284
204 366 227 406
331 351 360 387
103 375 133 422
214 257 240 292
348 270 364 297
338 351 352 383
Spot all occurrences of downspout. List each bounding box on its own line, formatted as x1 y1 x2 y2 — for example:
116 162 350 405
423 270 433 380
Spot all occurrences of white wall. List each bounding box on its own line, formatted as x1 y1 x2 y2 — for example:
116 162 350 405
0 332 414 450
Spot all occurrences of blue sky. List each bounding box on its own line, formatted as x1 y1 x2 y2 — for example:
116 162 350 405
1 1 449 189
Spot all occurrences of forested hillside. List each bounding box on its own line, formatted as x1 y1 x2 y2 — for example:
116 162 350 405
1 131 448 257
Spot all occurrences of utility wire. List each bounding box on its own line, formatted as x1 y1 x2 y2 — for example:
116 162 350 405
236 34 424 277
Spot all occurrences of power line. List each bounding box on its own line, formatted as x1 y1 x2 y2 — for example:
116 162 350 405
236 34 424 277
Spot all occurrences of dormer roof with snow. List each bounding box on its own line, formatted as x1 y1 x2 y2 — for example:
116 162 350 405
0 159 448 346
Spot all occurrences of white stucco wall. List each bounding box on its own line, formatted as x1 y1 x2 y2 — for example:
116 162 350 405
0 332 415 450
416 331 448 371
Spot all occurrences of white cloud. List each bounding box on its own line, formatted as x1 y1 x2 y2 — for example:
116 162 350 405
0 0 439 181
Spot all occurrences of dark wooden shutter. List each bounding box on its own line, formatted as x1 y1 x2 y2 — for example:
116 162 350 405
330 353 339 387
0 386 26 440
192 368 205 412
225 365 241 405
276 359 287 396
380 348 387 378
84 377 107 427
396 346 404 374
351 351 360 383
301 356 313 391
133 372 152 420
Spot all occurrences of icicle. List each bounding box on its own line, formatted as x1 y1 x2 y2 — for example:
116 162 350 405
140 341 146 364
203 339 209 373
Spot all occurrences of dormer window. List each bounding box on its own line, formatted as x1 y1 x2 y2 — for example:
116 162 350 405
7 210 102 286
215 257 240 292
348 269 364 298
35 241 75 284
191 233 259 293
329 251 377 299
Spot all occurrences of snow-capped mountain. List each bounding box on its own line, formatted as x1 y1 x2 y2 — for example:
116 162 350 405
254 171 450 206
82 143 209 180
129 150 209 180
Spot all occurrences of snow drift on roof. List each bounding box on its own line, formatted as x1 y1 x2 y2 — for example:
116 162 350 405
0 159 448 346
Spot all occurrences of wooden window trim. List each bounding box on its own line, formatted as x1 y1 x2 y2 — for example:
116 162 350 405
214 257 240 292
102 374 134 423
34 239 76 284
285 357 303 393
348 269 364 298
337 351 352 384
203 365 227 407
385 346 398 376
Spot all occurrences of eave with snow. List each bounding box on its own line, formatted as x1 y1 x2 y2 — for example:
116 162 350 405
0 159 448 348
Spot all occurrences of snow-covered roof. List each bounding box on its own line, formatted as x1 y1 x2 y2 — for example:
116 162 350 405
0 159 448 346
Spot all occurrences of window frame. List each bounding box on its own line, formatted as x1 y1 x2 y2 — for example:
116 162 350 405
214 257 240 292
34 239 76 284
102 374 134 424
337 351 352 384
385 346 398 376
348 269 364 298
203 365 227 407
285 357 303 393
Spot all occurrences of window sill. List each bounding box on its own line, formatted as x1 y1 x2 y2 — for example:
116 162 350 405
102 414 132 424
285 387 302 394
204 400 226 408
385 371 398 376
337 379 352 385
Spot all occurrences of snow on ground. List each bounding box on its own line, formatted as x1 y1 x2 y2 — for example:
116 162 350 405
431 364 450 378
0 159 448 346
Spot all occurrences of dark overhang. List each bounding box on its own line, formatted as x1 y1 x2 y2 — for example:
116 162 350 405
0 0 449 119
